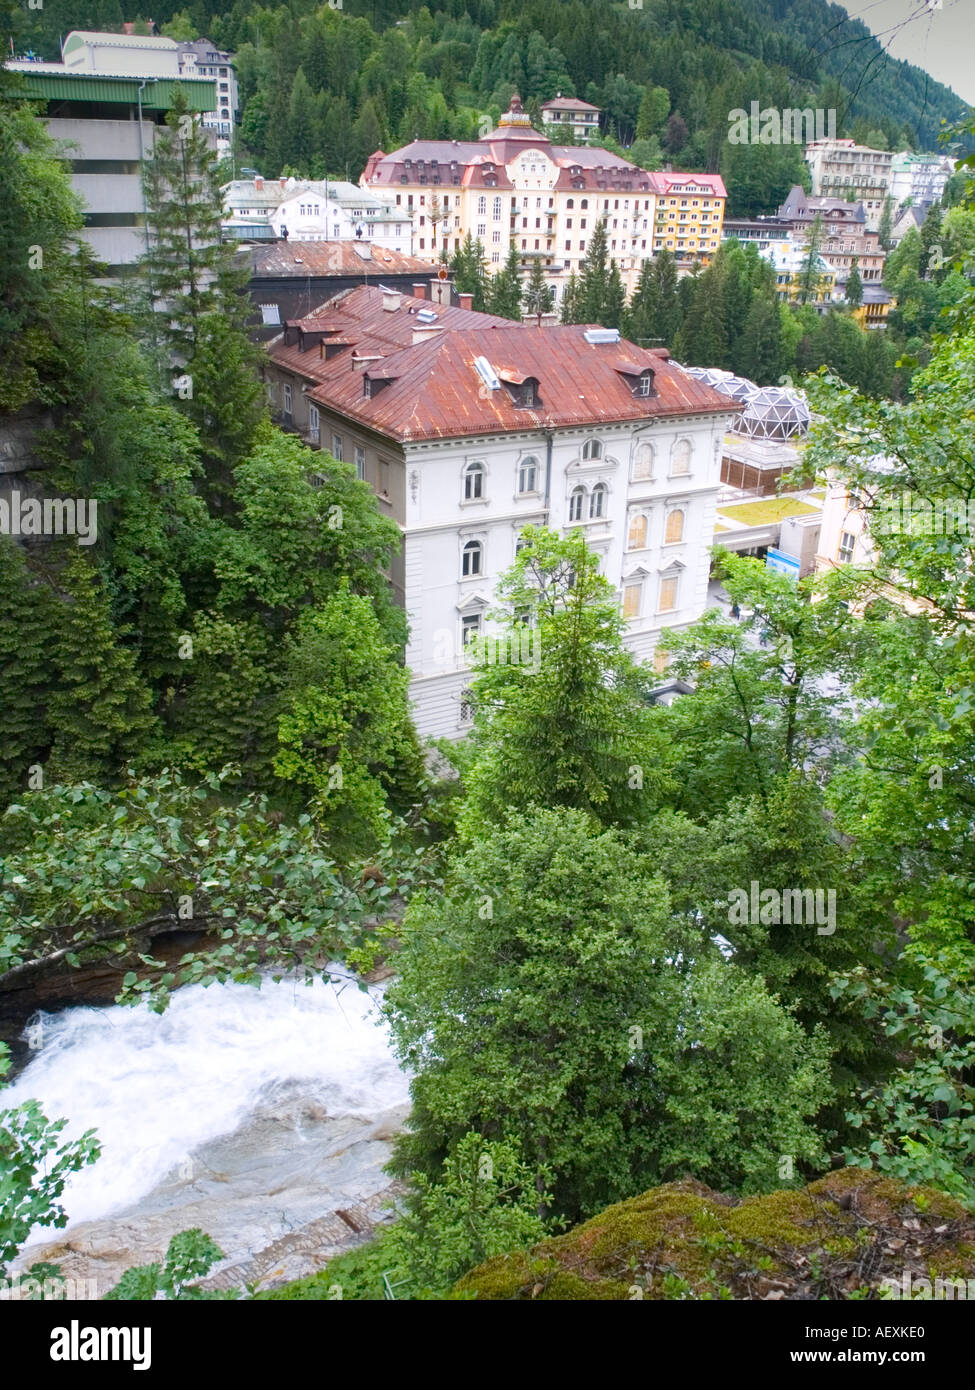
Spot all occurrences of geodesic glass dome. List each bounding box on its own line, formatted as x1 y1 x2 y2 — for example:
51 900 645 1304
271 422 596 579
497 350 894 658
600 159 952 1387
737 386 810 441
680 364 761 403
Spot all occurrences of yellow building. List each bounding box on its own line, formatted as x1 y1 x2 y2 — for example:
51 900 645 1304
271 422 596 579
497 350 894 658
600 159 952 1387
648 171 727 269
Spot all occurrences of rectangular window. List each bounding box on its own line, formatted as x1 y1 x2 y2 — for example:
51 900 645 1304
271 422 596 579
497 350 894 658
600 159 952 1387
838 531 856 563
462 613 481 647
658 576 678 612
354 445 365 480
623 583 642 619
331 433 343 462
308 405 320 442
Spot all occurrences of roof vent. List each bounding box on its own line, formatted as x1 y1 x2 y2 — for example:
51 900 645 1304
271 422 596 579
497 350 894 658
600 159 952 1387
473 355 501 392
416 308 438 323
583 328 620 344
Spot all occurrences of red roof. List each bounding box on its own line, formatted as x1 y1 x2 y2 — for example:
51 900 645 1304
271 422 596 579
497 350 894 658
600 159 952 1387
267 287 739 444
649 172 728 199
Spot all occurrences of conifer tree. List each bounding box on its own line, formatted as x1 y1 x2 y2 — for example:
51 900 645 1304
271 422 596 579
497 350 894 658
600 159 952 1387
624 259 659 343
650 249 682 347
484 243 523 320
603 260 625 330
138 90 264 489
523 256 554 326
0 540 56 805
47 553 157 784
846 259 864 308
578 217 610 323
560 271 581 324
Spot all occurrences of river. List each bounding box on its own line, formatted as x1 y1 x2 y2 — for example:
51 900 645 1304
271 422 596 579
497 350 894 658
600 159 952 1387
3 971 410 1297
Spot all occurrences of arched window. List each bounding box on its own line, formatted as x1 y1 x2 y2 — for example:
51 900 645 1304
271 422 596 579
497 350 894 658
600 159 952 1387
518 456 539 493
664 509 685 544
463 460 485 500
671 438 691 475
632 441 654 481
627 513 648 550
582 438 602 460
462 540 482 577
569 486 586 522
581 199 589 209
567 198 574 209
589 482 608 519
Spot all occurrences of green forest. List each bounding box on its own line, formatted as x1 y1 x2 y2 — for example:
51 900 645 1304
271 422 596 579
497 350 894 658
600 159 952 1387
12 0 973 206
2 1 975 1313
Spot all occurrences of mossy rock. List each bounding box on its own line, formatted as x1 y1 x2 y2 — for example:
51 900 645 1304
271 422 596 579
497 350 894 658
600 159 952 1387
454 1168 975 1301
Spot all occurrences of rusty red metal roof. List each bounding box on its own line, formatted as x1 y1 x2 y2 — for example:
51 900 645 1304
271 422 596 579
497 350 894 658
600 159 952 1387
267 288 740 444
243 241 436 278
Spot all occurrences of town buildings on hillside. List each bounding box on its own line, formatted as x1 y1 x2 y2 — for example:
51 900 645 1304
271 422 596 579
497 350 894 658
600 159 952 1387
222 177 411 250
6 31 217 272
261 283 739 736
888 151 955 212
361 94 726 305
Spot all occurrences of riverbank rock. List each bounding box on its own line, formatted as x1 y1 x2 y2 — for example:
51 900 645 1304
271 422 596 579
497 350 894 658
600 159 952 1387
454 1168 975 1300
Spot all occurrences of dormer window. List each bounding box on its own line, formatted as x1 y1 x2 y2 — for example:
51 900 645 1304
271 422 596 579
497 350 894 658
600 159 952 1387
637 370 654 397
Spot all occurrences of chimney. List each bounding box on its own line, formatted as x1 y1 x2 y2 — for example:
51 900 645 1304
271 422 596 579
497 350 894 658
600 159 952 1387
458 292 473 311
382 290 401 312
412 282 427 300
254 175 263 192
123 21 135 34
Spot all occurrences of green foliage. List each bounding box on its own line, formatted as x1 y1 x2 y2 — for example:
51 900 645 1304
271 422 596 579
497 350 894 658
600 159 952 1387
459 527 672 833
380 1133 549 1295
0 1044 100 1276
0 769 376 1007
837 950 975 1209
105 1229 231 1300
385 806 831 1224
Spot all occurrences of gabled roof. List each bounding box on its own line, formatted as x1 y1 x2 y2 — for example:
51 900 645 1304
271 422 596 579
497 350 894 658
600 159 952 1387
648 171 727 198
243 244 436 278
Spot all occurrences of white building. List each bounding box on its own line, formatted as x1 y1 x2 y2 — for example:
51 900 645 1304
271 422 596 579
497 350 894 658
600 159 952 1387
177 39 238 152
540 95 601 142
804 138 894 232
262 284 739 738
222 177 412 251
889 152 954 211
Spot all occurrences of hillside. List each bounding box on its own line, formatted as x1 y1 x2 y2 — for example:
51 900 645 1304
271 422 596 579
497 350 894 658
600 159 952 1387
10 1 971 208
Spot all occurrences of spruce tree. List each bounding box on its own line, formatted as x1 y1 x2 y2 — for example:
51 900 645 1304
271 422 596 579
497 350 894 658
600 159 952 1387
739 293 784 385
578 217 610 324
560 271 581 324
47 553 158 784
450 233 489 311
138 90 264 489
798 215 826 306
846 260 864 309
878 195 894 252
485 243 523 320
624 259 659 343
650 249 682 347
0 540 56 805
523 256 554 326
603 260 625 330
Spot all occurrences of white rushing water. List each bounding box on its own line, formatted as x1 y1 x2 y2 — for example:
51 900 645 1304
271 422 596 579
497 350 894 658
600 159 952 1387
6 971 410 1232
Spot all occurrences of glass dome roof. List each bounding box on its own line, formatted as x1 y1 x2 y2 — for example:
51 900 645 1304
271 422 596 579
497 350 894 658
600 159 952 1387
679 366 809 439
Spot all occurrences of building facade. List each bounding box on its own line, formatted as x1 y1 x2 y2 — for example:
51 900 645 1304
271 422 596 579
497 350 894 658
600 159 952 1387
889 152 954 211
540 95 601 141
6 35 216 273
176 38 238 152
361 95 726 304
803 139 894 231
261 284 738 738
648 171 727 264
222 177 411 250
